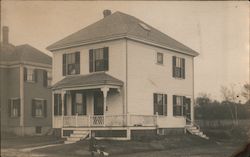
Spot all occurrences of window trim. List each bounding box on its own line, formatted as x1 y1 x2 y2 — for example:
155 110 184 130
9 98 20 118
172 56 185 79
43 70 52 88
32 98 47 118
47 71 52 87
24 67 37 83
153 93 167 116
89 47 109 73
156 52 164 65
72 92 87 116
173 95 185 117
63 51 80 76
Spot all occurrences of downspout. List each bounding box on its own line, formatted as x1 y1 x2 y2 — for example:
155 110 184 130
125 39 131 139
192 57 195 123
19 64 24 136
125 39 128 115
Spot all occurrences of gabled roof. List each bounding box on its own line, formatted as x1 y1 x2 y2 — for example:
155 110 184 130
52 72 123 90
0 43 52 65
47 11 199 56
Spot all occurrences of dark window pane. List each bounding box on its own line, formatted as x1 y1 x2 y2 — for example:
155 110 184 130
64 52 80 75
157 52 163 64
91 47 109 72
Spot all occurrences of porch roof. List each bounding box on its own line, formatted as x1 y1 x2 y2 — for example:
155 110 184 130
52 72 123 90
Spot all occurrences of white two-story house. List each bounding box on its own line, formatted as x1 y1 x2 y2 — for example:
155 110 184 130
47 10 200 141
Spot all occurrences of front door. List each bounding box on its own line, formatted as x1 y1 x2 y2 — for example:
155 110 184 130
93 91 104 115
184 97 191 125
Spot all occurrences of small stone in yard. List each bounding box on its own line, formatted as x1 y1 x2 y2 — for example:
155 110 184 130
75 149 90 155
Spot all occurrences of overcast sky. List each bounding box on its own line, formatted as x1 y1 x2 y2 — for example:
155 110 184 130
1 1 249 101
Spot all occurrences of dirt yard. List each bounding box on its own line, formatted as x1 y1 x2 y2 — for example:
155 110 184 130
1 133 249 157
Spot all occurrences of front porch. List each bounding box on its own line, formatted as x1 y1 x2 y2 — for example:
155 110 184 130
53 114 187 140
51 72 189 139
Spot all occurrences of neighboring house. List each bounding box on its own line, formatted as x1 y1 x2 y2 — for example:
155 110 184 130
47 10 199 140
0 26 52 136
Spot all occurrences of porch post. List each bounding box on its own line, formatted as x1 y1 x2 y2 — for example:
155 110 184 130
52 91 54 128
61 90 66 127
126 112 130 127
101 87 109 126
191 98 194 123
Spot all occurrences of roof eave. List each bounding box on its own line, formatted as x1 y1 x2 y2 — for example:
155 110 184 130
47 36 199 57
52 82 123 91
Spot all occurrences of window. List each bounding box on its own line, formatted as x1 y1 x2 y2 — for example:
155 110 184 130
36 126 42 134
76 93 84 115
8 98 20 117
62 52 80 76
156 52 163 64
172 56 185 79
89 47 109 72
153 93 167 116
47 71 52 86
173 95 184 116
43 70 52 87
72 93 86 115
32 99 47 118
24 67 37 82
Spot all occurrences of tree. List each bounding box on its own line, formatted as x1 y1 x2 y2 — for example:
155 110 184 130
220 84 241 125
195 93 212 107
220 84 238 103
241 83 250 102
195 93 213 120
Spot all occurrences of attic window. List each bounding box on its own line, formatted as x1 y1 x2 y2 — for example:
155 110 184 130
139 23 151 31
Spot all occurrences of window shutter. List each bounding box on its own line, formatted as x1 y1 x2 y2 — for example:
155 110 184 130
153 93 158 115
43 100 47 117
104 47 109 71
182 58 185 79
34 69 38 82
64 94 67 116
8 99 11 117
71 92 76 115
17 98 21 117
182 96 185 116
172 56 176 77
62 54 66 76
164 95 168 116
75 51 80 74
59 94 62 116
54 94 58 116
24 67 27 81
31 99 35 117
173 95 177 116
43 70 48 87
83 94 87 115
89 49 93 72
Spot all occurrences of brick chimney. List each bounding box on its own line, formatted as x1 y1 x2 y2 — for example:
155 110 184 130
2 26 9 44
103 10 111 18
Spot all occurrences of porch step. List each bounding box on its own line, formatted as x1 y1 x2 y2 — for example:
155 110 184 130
74 130 89 134
64 130 89 144
186 125 209 140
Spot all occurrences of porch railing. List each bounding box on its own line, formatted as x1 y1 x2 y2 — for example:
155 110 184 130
53 114 157 128
90 115 104 126
129 114 157 127
105 115 127 126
